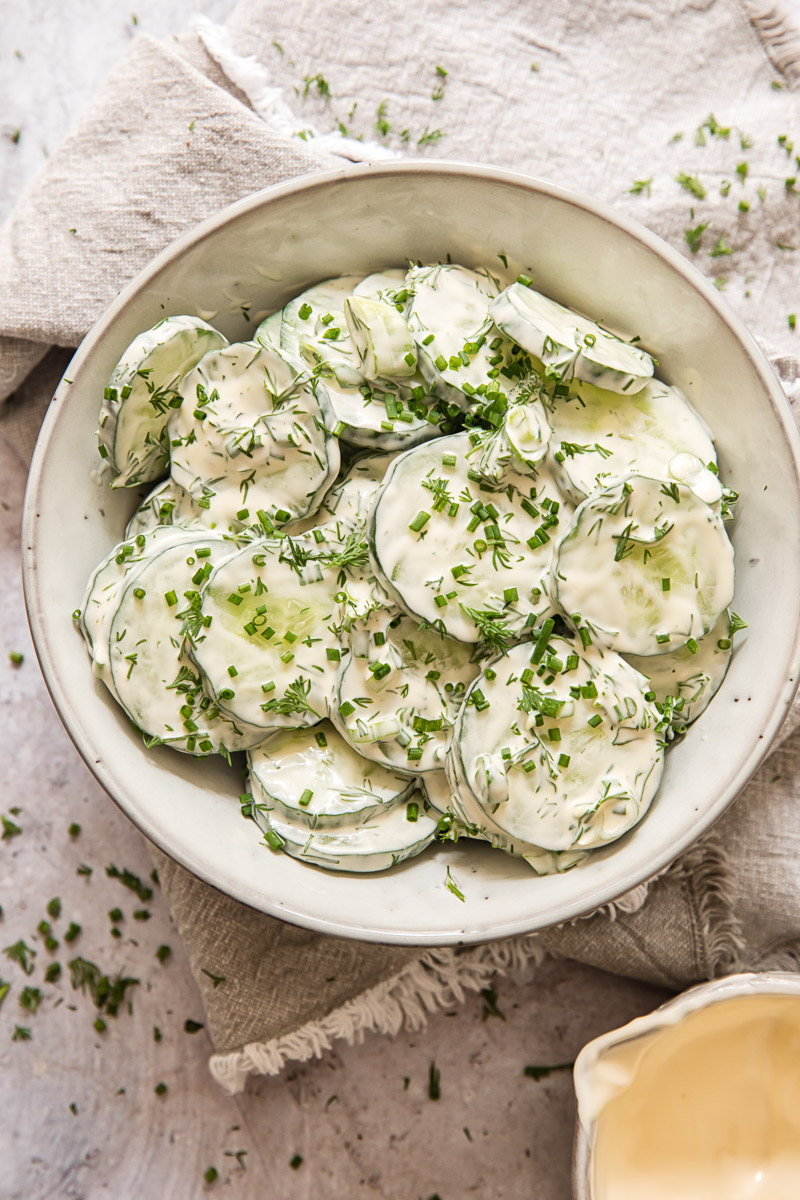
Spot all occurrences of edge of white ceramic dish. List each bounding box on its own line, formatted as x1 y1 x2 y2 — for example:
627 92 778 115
571 970 800 1199
21 160 800 943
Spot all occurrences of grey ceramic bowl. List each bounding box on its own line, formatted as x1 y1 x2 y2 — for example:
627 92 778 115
22 161 800 944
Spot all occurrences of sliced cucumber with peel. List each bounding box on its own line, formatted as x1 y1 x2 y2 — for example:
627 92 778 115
343 295 417 381
124 478 211 539
281 275 365 388
98 316 228 487
255 787 438 873
80 525 201 690
554 474 735 656
189 535 343 731
334 609 480 774
406 264 511 407
248 720 415 829
168 342 340 533
490 283 654 394
449 638 663 851
545 377 718 503
623 609 733 728
369 431 569 643
108 534 264 754
322 373 437 451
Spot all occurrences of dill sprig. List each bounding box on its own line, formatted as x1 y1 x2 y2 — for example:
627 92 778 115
460 605 513 654
261 676 320 719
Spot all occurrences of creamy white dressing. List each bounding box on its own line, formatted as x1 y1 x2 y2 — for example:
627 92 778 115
576 990 800 1200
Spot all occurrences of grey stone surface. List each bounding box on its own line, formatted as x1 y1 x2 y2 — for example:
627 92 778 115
0 4 669 1197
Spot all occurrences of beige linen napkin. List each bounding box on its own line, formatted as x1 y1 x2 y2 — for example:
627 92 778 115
3 0 800 1094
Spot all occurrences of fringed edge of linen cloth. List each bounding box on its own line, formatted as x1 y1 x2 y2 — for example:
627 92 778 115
746 0 800 85
209 936 551 1094
208 837 741 1094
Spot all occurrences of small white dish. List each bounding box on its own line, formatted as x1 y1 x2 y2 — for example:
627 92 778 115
22 162 800 944
573 971 800 1199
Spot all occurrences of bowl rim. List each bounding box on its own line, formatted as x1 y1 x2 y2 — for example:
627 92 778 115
21 159 800 943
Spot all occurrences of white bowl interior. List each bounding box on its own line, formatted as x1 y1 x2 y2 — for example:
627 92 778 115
23 163 800 944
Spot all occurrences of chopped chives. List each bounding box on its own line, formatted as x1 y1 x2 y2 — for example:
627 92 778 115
409 511 430 532
406 801 419 822
558 753 571 768
503 587 518 603
661 578 671 592
326 648 341 661
164 590 177 607
530 619 554 664
587 714 603 728
227 665 238 677
298 789 313 808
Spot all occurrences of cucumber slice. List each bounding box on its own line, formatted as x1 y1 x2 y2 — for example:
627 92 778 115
490 283 654 394
554 474 735 656
188 535 344 731
352 268 408 303
369 431 570 644
545 378 718 503
406 264 507 407
343 295 417 380
98 316 227 488
334 609 480 774
168 342 340 533
108 535 265 755
248 720 414 829
280 275 365 387
319 451 397 533
450 638 663 851
255 788 437 873
419 769 454 816
623 609 733 729
80 525 201 689
124 478 209 539
254 312 282 351
323 373 438 451
443 754 587 873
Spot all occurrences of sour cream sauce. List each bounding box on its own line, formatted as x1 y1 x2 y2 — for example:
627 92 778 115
574 984 800 1200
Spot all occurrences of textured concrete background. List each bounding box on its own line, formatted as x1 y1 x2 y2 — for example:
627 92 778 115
0 4 669 1197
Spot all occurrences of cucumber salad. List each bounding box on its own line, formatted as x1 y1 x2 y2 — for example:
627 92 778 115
79 262 743 877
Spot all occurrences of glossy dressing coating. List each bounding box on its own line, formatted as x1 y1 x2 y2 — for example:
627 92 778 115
583 994 800 1200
